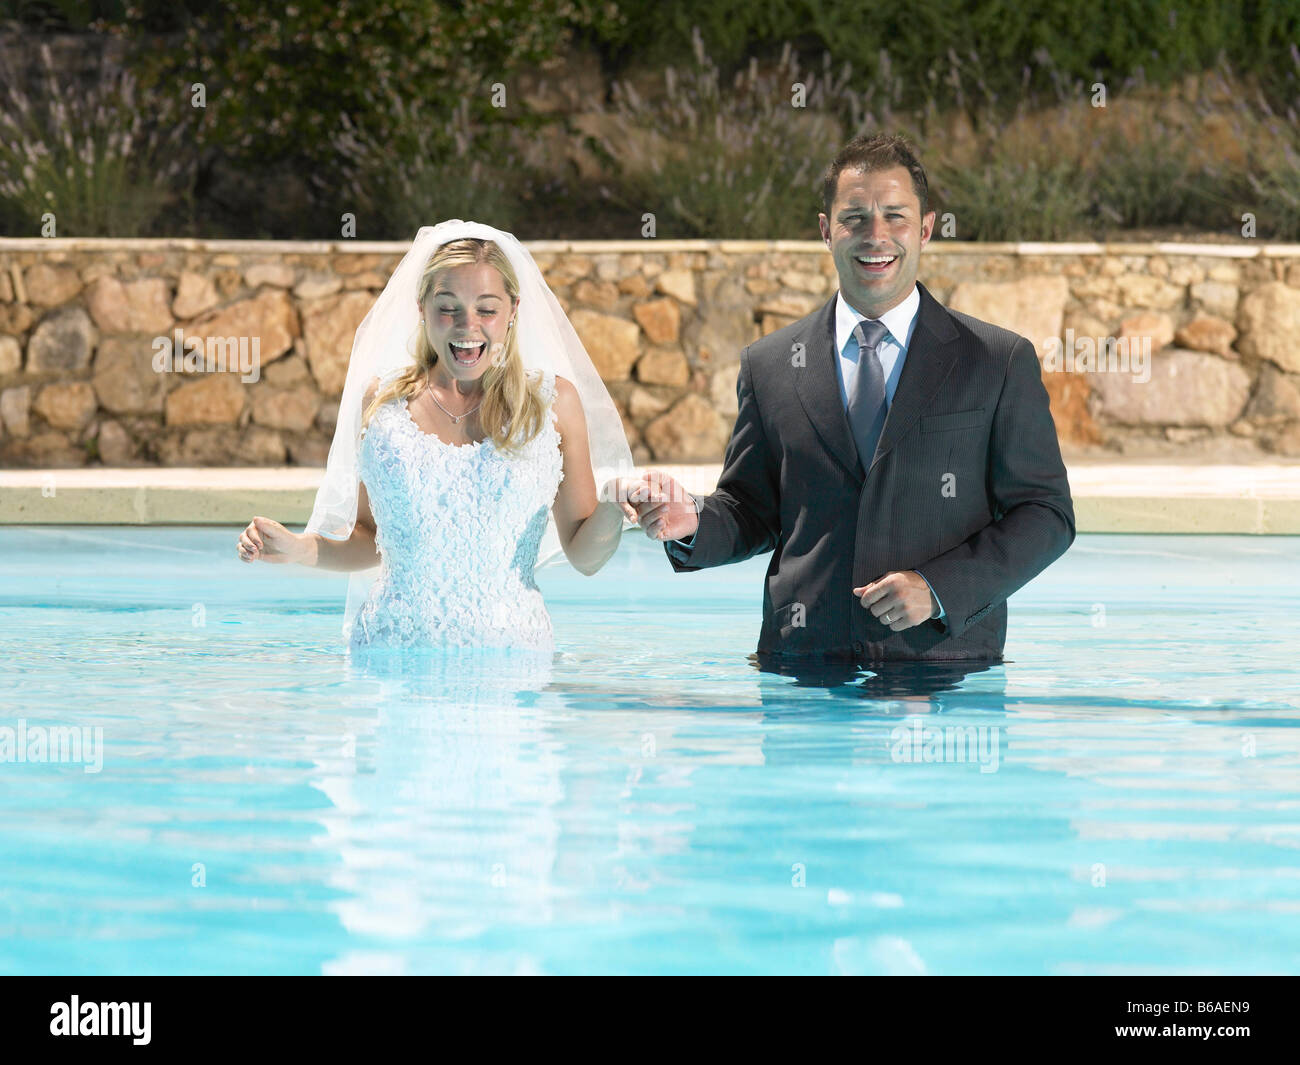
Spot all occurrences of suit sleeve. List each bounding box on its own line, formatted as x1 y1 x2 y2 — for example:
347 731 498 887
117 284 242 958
913 336 1075 638
665 346 781 572
663 495 702 560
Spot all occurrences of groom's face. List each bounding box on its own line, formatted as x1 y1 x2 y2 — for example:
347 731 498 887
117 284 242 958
818 165 934 317
419 263 518 384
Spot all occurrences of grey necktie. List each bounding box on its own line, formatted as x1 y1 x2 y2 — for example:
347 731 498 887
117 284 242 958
848 318 890 469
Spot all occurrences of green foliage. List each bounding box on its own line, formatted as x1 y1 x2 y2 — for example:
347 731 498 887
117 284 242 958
0 0 210 32
1247 147 1300 240
591 27 1300 242
1235 48 1300 240
332 93 531 239
595 31 851 238
929 154 1092 242
924 49 1300 241
1088 124 1207 232
124 0 622 176
7 1 1298 239
586 0 1300 112
0 38 197 235
1243 101 1300 241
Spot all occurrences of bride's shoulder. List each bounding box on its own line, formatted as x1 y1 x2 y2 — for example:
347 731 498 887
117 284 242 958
365 367 407 405
362 375 387 414
545 375 582 436
361 370 408 430
523 369 578 437
525 366 564 401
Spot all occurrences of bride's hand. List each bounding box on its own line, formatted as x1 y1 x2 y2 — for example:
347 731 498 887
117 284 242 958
623 471 699 542
237 516 309 564
599 478 641 523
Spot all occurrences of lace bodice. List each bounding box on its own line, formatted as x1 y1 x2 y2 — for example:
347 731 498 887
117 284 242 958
350 368 565 650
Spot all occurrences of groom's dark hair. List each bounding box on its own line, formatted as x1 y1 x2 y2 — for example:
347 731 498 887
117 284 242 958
821 134 929 219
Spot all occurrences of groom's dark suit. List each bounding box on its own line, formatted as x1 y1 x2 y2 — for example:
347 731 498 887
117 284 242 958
665 281 1075 662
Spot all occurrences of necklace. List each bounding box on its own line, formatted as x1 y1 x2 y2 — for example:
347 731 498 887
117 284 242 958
424 372 482 425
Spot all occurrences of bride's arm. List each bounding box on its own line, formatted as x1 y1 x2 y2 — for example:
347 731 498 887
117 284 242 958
300 478 379 571
237 479 378 570
550 376 630 576
304 376 382 571
244 377 377 571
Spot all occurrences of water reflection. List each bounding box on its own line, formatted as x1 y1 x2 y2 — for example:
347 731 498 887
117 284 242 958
751 652 1006 711
304 641 1299 974
313 647 565 972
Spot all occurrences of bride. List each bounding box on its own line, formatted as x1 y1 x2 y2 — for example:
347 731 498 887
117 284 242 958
235 221 636 651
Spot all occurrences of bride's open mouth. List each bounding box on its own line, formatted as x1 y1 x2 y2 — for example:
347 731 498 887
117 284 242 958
448 339 487 366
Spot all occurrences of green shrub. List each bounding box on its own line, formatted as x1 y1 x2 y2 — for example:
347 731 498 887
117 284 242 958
1240 47 1300 239
332 92 531 239
594 30 853 238
929 149 1093 242
125 0 621 176
923 50 1300 241
0 38 196 236
8 2 1298 240
1245 124 1300 240
585 0 1300 115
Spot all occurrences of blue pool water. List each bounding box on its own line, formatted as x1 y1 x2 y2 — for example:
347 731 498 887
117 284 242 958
1 527 1298 975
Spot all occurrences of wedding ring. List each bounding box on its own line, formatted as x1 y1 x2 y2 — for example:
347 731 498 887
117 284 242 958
883 613 891 624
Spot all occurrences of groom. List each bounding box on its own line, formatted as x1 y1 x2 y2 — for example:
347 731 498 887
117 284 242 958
629 133 1075 662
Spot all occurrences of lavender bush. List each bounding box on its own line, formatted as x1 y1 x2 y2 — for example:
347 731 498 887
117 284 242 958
0 39 196 236
593 28 856 239
330 90 529 239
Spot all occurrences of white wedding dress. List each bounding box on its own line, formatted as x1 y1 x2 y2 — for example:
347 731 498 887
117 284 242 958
348 368 565 651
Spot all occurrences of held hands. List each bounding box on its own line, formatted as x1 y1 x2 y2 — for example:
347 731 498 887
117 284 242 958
608 475 939 630
598 478 641 524
620 470 699 542
612 473 936 629
237 516 310 564
853 571 939 631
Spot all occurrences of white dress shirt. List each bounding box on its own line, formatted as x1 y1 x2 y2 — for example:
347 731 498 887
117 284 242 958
834 283 920 409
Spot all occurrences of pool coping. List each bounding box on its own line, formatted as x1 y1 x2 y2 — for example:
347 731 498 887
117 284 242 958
3 464 1300 534
5 237 1300 256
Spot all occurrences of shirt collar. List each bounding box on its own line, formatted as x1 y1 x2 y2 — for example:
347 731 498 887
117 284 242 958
835 283 922 356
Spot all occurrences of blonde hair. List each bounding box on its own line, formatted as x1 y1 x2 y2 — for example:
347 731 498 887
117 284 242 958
361 237 548 453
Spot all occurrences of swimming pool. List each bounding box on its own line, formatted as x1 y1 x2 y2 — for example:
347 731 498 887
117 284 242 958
1 527 1298 974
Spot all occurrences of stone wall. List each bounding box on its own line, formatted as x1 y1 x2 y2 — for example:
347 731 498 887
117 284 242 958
1 237 1299 469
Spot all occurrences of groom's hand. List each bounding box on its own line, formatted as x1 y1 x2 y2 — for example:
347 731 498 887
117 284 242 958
853 571 939 631
624 470 699 542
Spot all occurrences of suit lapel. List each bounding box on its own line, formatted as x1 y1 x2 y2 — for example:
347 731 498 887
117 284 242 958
791 294 862 480
867 282 960 473
790 282 962 478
